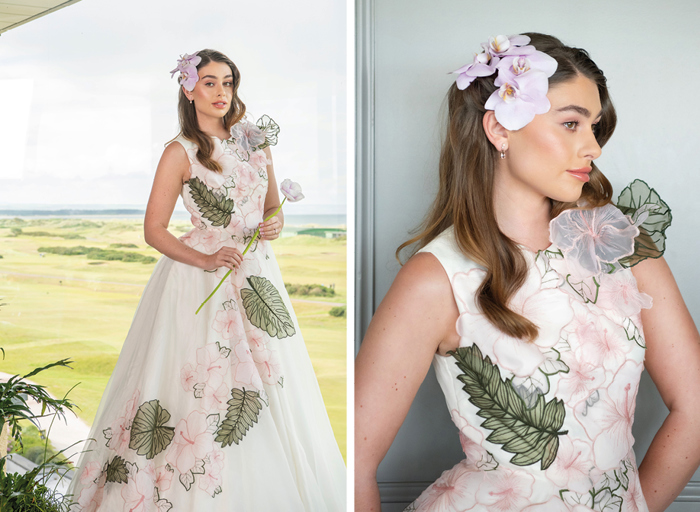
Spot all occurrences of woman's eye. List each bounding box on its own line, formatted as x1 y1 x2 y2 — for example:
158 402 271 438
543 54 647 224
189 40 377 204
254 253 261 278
205 82 214 87
564 121 578 130
224 81 233 87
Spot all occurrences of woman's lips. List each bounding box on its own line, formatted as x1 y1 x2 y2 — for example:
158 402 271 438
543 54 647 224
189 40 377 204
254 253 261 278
213 102 228 109
566 167 592 183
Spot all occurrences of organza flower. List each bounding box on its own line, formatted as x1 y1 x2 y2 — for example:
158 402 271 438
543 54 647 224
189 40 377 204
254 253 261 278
280 179 305 202
230 120 266 155
549 204 640 279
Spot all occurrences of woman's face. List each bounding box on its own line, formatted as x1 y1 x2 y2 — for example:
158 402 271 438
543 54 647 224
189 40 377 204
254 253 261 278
185 61 234 122
503 74 603 204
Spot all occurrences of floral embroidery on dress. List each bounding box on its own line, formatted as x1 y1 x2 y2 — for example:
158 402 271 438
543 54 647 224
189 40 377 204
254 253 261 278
407 182 671 512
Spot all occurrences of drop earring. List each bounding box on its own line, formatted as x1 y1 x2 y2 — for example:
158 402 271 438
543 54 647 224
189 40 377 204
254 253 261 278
500 143 506 159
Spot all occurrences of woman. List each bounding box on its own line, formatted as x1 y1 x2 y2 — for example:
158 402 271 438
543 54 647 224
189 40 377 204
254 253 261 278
355 33 700 512
68 49 345 511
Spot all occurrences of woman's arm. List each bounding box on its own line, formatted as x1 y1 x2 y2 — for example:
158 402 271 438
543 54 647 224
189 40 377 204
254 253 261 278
355 252 460 511
259 147 283 240
632 257 700 511
144 142 242 270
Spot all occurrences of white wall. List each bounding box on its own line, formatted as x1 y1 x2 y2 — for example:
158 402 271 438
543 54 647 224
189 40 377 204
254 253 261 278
356 0 700 509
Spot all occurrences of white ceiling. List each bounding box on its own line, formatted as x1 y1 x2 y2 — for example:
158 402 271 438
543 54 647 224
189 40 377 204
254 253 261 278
0 0 82 34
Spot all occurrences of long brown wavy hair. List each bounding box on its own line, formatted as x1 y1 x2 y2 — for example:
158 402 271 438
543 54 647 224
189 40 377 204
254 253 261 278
398 33 617 341
177 49 246 173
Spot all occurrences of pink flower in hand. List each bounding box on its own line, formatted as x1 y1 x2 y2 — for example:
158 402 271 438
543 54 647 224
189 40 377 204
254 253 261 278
280 179 305 202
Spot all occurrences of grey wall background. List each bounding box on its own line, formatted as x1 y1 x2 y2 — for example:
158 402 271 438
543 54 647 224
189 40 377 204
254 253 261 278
355 0 700 510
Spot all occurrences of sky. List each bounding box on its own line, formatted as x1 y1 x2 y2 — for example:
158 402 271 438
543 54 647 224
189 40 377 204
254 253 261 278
0 0 347 215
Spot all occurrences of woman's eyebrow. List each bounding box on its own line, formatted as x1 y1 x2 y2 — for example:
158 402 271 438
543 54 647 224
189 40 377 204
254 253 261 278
201 74 234 80
556 104 603 119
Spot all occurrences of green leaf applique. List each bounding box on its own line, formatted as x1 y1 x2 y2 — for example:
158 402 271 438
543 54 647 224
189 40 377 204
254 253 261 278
215 388 264 447
617 179 672 268
129 400 176 459
105 455 128 484
451 344 568 470
186 176 235 228
255 115 280 150
241 276 296 339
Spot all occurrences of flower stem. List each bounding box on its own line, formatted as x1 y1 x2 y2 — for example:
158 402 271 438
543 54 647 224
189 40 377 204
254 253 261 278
195 198 286 315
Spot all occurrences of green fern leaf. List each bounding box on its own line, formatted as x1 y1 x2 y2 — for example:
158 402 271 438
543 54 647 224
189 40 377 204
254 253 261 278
241 276 296 339
451 344 567 470
129 399 175 459
186 176 234 228
215 388 264 447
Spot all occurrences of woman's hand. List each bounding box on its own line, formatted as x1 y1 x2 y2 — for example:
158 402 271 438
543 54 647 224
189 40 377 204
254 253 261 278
202 246 243 271
259 216 282 241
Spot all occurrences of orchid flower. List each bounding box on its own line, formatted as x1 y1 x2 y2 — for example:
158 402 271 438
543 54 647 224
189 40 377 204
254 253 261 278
195 180 305 314
170 51 202 92
452 34 558 130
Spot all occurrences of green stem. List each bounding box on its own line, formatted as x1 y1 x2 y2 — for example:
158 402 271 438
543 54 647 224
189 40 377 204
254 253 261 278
195 198 287 315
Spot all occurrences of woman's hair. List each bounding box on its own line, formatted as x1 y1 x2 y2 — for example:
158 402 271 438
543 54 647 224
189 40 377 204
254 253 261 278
398 33 617 341
178 49 246 173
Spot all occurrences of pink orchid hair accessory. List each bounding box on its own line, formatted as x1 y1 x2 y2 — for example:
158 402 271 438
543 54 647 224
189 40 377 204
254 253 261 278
195 179 305 315
171 51 202 92
453 34 557 130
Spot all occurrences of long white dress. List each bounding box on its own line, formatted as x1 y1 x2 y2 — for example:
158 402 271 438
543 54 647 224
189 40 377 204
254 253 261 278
67 117 346 512
405 181 671 512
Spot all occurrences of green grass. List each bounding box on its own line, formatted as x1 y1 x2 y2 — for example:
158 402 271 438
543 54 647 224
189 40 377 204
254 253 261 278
0 218 346 461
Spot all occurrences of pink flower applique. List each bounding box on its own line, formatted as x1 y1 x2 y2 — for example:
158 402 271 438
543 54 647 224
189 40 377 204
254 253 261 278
412 460 484 512
596 270 652 318
232 341 264 390
166 411 215 475
252 347 282 385
573 313 632 372
522 497 571 512
549 204 639 279
76 475 106 512
621 470 646 512
198 448 225 497
575 360 643 471
455 257 573 378
202 382 230 411
212 308 246 341
475 467 535 512
449 409 495 470
105 389 140 455
554 344 607 406
544 436 598 494
154 464 174 493
249 149 269 171
120 464 155 512
78 461 102 486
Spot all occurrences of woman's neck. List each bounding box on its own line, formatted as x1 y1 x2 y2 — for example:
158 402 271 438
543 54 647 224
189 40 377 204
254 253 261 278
198 116 229 140
492 170 553 252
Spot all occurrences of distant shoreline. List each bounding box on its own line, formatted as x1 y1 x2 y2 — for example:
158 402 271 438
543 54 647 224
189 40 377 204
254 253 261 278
0 210 347 228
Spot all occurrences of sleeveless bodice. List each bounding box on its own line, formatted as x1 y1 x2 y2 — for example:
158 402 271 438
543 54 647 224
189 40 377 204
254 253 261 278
407 182 672 512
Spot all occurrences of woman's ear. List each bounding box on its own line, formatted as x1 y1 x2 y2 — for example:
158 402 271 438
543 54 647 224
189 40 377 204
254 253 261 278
182 86 194 102
482 110 509 153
